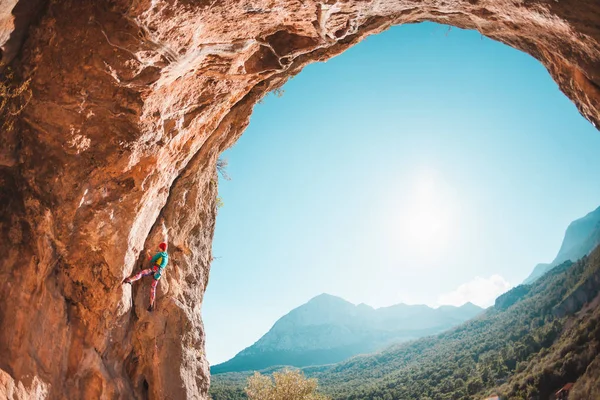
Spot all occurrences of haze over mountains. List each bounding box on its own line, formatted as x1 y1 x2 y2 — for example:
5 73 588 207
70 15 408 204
523 205 600 284
211 294 482 374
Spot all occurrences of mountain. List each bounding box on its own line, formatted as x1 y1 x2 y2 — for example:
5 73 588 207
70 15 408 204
523 205 600 284
523 262 552 284
210 245 600 400
210 294 483 374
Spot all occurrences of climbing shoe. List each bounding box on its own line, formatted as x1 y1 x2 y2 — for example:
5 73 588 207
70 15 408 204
147 304 154 312
123 278 131 284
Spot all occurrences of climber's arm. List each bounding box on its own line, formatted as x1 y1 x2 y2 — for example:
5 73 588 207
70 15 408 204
149 252 160 264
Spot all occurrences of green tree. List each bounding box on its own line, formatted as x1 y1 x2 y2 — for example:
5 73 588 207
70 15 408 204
245 369 329 400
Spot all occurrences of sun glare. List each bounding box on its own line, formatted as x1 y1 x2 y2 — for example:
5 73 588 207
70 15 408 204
408 208 444 243
399 170 455 250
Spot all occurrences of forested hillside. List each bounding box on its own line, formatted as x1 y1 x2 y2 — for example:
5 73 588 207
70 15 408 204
211 246 600 400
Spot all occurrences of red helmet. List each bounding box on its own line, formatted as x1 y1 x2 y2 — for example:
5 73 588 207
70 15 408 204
159 242 168 251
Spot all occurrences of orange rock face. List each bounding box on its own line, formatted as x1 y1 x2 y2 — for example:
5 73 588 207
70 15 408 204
0 0 599 398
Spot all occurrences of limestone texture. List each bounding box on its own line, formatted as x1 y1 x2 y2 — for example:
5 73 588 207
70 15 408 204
0 0 599 398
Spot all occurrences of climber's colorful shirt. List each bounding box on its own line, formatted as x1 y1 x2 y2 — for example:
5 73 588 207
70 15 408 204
150 251 168 280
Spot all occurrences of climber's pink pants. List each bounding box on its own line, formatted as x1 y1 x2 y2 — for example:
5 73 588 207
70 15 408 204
128 268 159 305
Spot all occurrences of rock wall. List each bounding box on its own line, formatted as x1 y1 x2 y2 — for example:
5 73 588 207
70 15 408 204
0 0 599 398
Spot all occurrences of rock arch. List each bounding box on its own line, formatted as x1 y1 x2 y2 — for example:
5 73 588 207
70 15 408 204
0 0 599 398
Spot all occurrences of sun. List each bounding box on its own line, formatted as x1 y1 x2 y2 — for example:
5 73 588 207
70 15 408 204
400 170 454 250
407 208 445 244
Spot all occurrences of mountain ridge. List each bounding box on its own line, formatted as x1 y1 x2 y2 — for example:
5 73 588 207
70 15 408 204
211 293 482 374
523 205 600 284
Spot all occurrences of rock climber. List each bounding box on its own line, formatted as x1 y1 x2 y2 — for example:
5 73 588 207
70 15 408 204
123 242 169 312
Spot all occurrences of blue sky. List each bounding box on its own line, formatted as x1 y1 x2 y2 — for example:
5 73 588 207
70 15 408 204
202 22 600 364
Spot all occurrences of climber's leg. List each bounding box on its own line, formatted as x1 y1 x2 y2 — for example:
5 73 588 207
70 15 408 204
124 268 153 284
148 279 159 311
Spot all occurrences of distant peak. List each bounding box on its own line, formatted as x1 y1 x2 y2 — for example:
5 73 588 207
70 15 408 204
310 293 339 301
437 302 483 311
460 302 483 310
307 293 350 305
357 303 375 310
